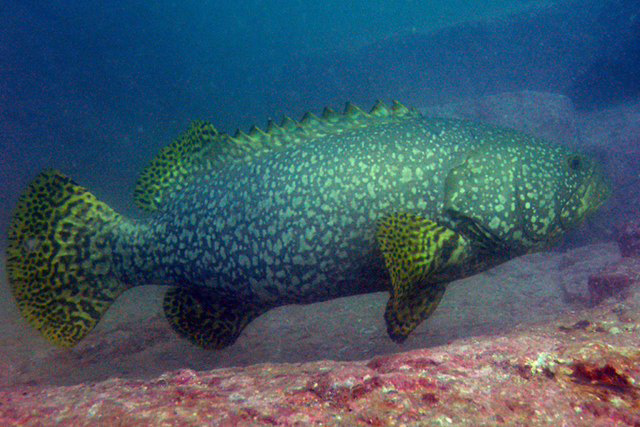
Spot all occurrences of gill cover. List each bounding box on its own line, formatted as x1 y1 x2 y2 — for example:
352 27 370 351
443 131 604 254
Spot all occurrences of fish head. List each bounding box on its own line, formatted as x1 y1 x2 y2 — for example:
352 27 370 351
443 133 610 255
556 154 610 232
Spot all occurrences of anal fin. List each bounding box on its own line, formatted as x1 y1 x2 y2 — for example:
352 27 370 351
376 212 471 342
163 287 267 349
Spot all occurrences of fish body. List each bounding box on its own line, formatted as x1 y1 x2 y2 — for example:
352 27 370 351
7 102 609 348
123 117 477 300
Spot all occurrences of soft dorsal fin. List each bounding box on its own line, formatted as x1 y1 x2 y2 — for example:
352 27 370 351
133 101 420 212
134 121 218 211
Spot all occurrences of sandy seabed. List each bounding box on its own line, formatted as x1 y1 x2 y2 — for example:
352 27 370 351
1 241 639 426
0 242 623 387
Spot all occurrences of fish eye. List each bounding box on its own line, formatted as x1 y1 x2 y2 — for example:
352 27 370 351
568 156 582 171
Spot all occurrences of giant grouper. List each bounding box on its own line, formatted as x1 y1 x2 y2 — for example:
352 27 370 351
7 101 610 349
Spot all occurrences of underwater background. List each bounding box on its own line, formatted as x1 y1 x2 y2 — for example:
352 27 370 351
1 0 640 415
2 0 638 245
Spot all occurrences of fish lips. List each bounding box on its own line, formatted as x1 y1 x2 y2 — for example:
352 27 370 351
559 168 611 231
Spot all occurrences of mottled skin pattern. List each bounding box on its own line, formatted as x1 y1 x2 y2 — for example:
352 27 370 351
7 106 609 349
116 119 483 301
115 116 605 317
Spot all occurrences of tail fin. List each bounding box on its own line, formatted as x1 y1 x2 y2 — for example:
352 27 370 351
7 170 130 347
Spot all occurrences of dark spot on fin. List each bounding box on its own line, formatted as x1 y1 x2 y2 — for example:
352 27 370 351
376 212 469 342
163 287 267 349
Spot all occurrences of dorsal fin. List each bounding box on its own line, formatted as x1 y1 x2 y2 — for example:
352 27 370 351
134 101 420 212
134 121 220 212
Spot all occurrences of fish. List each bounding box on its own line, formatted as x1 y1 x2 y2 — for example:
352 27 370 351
6 101 610 349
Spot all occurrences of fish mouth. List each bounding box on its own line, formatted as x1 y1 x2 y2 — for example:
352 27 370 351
560 168 611 230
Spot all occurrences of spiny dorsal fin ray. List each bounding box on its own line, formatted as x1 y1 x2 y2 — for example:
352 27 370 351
370 100 391 117
134 101 420 212
322 107 338 120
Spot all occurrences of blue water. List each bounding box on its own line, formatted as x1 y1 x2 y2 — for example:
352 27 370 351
1 0 638 231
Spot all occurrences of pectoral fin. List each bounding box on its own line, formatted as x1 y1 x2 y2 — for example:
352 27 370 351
376 212 470 342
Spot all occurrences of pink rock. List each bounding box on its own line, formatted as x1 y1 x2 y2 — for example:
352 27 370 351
587 256 640 307
618 221 640 258
2 288 640 426
588 273 631 305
